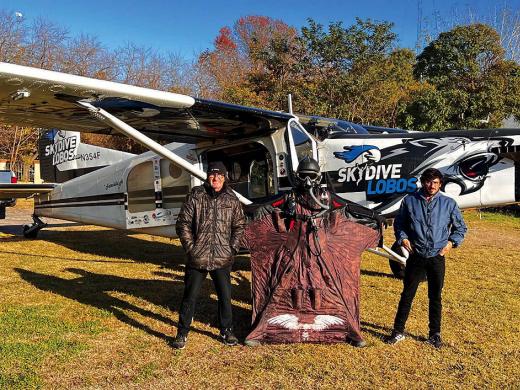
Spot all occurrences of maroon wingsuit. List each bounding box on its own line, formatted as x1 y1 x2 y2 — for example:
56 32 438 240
243 194 380 344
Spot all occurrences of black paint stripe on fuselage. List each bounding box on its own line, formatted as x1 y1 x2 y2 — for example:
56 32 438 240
35 192 125 206
35 200 124 209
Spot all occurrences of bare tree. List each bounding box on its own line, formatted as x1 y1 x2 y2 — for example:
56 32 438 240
114 43 165 88
418 3 520 63
0 125 38 166
24 17 68 70
0 10 26 63
164 52 194 94
489 7 520 63
61 34 117 79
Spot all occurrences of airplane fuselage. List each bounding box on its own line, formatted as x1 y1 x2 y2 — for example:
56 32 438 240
34 126 520 238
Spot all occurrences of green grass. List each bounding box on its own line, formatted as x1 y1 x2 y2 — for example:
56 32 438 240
0 305 105 389
0 206 519 389
465 208 520 229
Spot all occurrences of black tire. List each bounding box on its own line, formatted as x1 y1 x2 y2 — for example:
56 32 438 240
23 224 39 239
389 259 405 279
388 242 427 282
389 241 406 279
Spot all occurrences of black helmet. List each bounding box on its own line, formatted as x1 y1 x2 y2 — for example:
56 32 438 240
295 156 321 188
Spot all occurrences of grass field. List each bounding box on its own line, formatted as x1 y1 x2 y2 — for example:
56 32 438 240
0 200 519 389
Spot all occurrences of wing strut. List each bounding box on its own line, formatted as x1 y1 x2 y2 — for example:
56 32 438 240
366 245 408 265
77 101 252 205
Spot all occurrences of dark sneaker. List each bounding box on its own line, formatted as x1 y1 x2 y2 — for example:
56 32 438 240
384 331 406 345
346 338 367 348
220 329 239 346
426 333 442 348
170 333 188 350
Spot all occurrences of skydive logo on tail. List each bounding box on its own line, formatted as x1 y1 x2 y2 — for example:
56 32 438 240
333 145 417 195
44 132 78 165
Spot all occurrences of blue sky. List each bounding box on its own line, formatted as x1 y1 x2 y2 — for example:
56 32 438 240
2 0 518 59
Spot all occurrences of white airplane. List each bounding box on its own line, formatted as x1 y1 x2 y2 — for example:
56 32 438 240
0 62 519 277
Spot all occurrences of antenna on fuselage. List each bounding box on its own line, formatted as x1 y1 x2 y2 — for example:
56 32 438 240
288 94 293 115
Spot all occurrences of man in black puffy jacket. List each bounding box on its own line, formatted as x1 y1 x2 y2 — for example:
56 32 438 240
172 161 246 349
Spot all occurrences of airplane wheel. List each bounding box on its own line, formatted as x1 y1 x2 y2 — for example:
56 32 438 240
23 225 39 239
388 259 427 282
389 259 405 279
389 241 406 279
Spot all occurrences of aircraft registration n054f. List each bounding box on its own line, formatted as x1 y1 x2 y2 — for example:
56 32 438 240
0 62 519 275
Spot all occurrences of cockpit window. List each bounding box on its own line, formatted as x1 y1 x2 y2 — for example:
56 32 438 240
290 120 314 162
299 116 369 138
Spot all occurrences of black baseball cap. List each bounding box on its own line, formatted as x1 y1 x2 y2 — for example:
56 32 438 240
207 161 227 175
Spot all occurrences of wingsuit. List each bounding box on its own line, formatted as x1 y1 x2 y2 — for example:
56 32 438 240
242 157 384 345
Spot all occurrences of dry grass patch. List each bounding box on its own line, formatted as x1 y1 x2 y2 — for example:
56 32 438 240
0 204 519 389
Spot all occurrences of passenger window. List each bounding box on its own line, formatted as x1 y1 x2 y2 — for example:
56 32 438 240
249 160 269 198
127 161 155 213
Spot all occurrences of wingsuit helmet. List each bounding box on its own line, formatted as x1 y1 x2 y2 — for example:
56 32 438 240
295 156 322 190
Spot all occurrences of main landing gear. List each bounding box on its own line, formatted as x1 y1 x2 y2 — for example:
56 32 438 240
23 215 47 238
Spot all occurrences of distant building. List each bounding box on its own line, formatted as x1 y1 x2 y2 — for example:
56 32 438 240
0 159 43 183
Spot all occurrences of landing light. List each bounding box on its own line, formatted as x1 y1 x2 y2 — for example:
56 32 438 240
10 90 30 101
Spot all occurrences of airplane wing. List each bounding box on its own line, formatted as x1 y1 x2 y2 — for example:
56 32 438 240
0 62 293 143
0 183 56 198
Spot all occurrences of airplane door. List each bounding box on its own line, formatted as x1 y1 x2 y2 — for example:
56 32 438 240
203 141 276 200
125 157 188 229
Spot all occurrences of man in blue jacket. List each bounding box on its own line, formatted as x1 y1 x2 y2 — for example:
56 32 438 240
385 168 467 348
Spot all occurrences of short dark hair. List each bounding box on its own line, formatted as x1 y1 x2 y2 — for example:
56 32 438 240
420 168 443 183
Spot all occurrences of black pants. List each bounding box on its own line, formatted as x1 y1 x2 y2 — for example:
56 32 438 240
393 254 445 336
177 265 233 335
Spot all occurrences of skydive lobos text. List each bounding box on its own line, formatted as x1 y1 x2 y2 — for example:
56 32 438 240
337 163 417 194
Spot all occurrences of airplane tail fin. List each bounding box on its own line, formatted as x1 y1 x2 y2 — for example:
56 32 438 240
38 129 135 183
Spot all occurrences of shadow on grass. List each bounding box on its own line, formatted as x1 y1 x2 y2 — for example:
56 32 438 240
15 267 253 343
22 228 186 269
361 321 427 342
361 269 395 279
0 226 254 272
0 250 135 264
0 222 81 236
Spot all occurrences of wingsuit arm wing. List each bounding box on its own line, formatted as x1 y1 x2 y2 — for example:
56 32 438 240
330 193 386 247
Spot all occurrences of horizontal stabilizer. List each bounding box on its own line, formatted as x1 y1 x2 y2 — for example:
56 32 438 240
0 183 55 198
